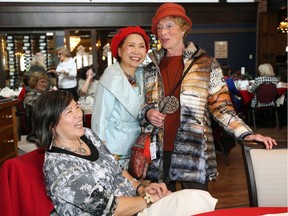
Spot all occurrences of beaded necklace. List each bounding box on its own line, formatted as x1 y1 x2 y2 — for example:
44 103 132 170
56 138 87 154
121 67 142 95
124 71 138 87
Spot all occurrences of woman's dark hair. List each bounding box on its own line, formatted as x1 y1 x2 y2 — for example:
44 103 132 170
221 64 231 76
78 65 97 80
32 90 74 149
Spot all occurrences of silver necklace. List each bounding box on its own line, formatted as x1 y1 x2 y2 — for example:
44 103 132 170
57 138 87 154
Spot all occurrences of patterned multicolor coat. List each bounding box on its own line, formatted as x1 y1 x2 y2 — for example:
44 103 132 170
139 42 253 184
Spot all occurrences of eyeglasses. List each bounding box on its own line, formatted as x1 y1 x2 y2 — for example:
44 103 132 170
157 21 176 31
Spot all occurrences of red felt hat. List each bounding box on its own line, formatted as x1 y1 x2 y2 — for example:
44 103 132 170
151 3 192 35
111 26 150 59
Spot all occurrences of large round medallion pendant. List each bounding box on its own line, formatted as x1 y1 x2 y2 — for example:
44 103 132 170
160 96 179 114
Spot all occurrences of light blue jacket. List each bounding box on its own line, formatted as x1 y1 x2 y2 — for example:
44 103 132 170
91 62 144 158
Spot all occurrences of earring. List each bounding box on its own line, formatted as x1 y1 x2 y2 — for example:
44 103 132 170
49 135 55 150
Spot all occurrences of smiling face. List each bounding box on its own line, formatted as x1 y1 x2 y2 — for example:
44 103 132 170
117 33 147 70
156 16 186 55
35 78 48 92
54 100 84 141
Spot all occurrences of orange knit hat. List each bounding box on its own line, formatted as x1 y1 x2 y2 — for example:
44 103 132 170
151 3 192 35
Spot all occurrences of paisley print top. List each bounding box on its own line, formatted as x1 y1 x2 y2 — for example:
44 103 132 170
44 128 136 216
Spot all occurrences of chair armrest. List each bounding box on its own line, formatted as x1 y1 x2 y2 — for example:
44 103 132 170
240 140 287 149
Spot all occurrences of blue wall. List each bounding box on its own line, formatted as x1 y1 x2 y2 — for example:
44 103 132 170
186 24 257 77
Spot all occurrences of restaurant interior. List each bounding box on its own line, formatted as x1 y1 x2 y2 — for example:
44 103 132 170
0 0 287 88
0 0 287 215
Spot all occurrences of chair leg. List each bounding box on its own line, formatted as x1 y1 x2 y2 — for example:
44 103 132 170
248 108 251 126
218 141 229 166
275 109 279 132
252 109 256 131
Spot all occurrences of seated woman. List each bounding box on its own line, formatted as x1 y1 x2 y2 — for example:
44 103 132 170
248 63 279 108
77 66 98 113
221 64 242 112
24 71 49 142
32 90 217 216
22 52 47 90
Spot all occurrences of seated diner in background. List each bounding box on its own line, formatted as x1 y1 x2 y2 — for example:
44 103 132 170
221 63 242 112
247 63 279 108
24 71 49 142
22 52 47 90
32 90 217 216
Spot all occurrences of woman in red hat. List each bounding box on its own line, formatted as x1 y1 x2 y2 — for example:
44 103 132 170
91 26 149 170
140 3 277 192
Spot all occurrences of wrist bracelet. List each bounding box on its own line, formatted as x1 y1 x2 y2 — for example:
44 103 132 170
136 183 143 195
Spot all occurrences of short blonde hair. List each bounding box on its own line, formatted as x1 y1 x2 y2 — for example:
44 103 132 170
31 52 46 68
56 46 70 58
165 16 190 36
258 63 275 77
28 72 48 89
174 16 190 36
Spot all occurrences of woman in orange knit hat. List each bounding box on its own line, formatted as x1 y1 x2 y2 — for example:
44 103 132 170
140 3 277 192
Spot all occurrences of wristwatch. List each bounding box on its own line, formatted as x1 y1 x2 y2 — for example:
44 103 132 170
143 193 153 206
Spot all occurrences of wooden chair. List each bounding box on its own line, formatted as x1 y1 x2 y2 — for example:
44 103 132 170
250 83 279 131
239 140 287 207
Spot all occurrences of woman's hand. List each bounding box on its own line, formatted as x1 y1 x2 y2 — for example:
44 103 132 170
87 68 94 80
47 69 55 74
144 182 171 200
244 134 277 150
146 109 165 127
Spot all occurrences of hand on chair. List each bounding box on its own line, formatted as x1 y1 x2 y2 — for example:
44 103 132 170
244 134 277 150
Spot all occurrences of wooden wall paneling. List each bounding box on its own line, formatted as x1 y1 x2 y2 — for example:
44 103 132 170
258 12 277 67
0 3 257 30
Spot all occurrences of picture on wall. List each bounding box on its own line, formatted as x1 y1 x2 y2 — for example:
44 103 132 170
214 41 228 59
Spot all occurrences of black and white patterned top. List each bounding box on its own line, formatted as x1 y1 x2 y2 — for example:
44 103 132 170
44 128 136 216
248 76 279 108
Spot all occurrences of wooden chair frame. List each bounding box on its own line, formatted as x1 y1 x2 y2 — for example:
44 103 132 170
250 82 279 132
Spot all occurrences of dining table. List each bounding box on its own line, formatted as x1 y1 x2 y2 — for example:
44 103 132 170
193 207 288 216
239 87 287 105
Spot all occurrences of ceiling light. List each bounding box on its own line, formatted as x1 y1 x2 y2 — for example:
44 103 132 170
277 17 288 33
